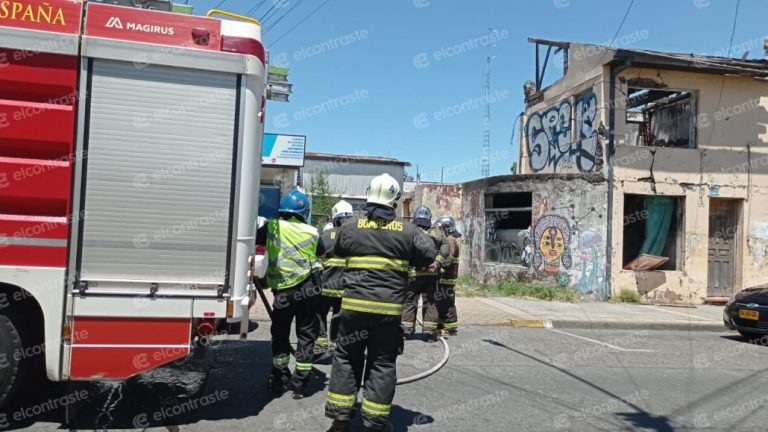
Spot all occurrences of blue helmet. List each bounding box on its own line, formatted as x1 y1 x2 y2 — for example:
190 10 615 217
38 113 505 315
279 189 311 219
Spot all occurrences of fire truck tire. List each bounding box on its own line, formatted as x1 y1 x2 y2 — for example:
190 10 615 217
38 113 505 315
0 312 22 408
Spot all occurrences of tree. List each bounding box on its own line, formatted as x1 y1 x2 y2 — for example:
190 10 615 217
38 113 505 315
510 162 518 175
404 170 415 182
305 168 342 229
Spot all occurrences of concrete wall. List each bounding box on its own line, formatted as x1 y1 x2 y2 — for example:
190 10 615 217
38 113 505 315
611 68 768 303
520 43 611 176
415 175 610 299
408 182 463 225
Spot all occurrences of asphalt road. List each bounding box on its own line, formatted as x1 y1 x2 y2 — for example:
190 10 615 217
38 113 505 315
5 325 768 432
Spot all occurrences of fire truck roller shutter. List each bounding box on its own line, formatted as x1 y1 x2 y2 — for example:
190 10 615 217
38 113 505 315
79 59 238 289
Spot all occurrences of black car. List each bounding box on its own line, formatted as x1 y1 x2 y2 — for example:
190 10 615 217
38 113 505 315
724 284 768 340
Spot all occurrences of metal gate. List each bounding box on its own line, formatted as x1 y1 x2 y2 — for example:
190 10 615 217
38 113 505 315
78 59 238 289
707 199 740 297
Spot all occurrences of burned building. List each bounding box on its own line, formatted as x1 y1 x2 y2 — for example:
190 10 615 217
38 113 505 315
413 39 768 304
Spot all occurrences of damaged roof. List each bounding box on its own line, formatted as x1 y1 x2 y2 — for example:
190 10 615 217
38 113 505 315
530 37 768 78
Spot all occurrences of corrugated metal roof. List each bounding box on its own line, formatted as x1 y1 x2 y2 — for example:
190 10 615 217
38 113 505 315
304 172 373 199
305 152 411 166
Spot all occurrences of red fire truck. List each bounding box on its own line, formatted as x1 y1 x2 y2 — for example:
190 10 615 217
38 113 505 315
0 0 266 406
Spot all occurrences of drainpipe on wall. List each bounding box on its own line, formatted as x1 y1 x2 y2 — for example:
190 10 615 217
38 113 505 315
606 65 616 301
606 59 632 300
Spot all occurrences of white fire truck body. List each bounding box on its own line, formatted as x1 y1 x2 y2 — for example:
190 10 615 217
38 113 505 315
0 0 265 399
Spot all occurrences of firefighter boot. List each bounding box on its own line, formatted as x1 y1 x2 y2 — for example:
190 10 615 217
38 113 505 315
292 382 306 400
268 374 288 396
326 420 351 432
366 421 394 432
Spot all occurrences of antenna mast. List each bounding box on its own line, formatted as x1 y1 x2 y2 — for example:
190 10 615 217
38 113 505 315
482 28 493 178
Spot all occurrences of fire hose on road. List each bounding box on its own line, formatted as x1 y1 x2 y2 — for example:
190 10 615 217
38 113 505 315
252 278 450 385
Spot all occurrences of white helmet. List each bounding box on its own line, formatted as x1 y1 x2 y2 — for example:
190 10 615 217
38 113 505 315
331 200 354 221
366 173 401 208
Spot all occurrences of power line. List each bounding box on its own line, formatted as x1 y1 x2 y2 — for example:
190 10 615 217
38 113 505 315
595 0 634 66
508 112 523 147
707 0 741 146
269 0 332 46
265 0 307 34
213 0 228 9
246 0 270 17
260 0 284 24
607 0 634 48
725 0 741 57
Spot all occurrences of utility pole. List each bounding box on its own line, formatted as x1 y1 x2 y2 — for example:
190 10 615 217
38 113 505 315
482 28 494 178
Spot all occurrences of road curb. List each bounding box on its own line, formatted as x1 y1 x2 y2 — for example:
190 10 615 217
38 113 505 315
482 319 727 332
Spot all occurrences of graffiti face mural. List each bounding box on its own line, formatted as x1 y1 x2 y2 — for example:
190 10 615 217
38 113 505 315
533 215 572 273
526 92 601 173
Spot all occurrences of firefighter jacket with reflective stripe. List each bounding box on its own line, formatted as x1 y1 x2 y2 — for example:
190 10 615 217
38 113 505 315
319 227 345 297
335 215 436 315
440 235 460 285
409 226 450 277
266 218 321 290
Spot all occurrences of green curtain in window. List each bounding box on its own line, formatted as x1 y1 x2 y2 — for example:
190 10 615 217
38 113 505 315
639 196 675 256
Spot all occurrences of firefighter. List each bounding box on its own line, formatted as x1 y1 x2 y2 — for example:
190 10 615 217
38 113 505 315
263 189 323 400
325 174 436 432
401 205 449 338
435 216 460 336
315 200 355 352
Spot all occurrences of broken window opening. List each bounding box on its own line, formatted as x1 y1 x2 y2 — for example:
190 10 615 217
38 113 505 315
625 88 696 148
485 193 533 266
623 194 685 271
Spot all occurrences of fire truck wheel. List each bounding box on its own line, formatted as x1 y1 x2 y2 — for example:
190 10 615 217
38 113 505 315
0 312 22 408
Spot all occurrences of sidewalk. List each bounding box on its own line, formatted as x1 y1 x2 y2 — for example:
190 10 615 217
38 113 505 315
457 296 728 332
251 289 729 331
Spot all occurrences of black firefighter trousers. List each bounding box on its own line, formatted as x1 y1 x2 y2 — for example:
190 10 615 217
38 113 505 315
423 282 458 333
317 295 342 344
270 277 321 392
401 275 437 333
325 309 403 430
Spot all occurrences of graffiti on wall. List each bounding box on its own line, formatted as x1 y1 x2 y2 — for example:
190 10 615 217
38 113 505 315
526 92 601 173
575 93 599 171
533 215 572 274
530 213 607 296
576 230 603 295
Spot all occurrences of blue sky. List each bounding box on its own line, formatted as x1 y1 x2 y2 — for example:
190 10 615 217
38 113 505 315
192 0 765 183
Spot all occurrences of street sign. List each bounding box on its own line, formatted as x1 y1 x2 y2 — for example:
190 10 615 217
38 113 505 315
262 133 305 167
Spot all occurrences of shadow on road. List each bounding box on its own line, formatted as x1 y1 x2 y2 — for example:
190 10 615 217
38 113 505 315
3 337 430 432
482 338 676 432
341 405 431 432
719 334 768 346
1 339 277 430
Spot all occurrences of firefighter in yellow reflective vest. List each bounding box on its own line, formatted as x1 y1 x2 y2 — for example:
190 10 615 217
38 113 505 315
315 200 355 352
402 205 450 338
435 216 460 336
264 189 323 400
325 174 436 432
